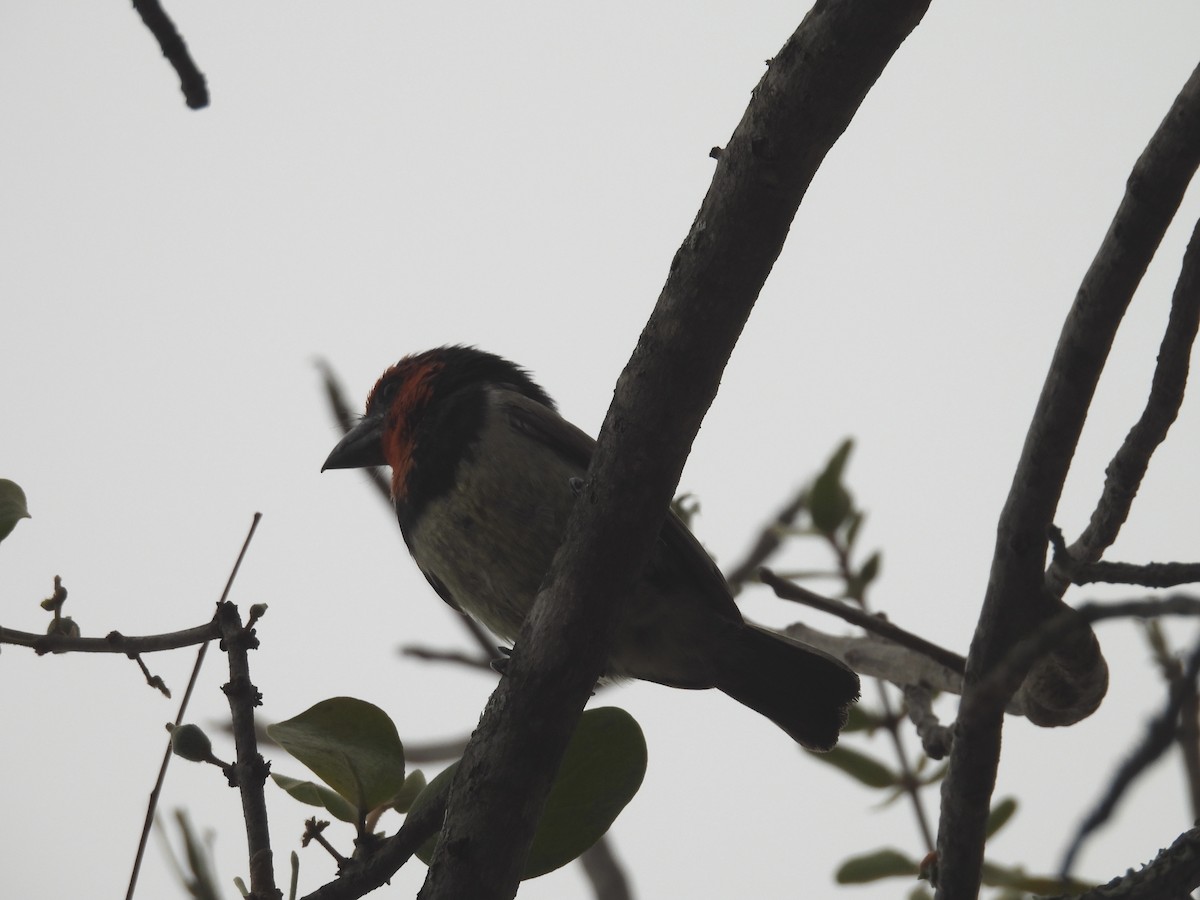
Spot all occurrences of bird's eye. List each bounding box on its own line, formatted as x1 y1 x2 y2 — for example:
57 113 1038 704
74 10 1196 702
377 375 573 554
367 378 400 414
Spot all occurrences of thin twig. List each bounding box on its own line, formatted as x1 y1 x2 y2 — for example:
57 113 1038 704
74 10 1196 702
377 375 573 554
400 644 496 671
903 683 954 760
299 776 448 900
1073 559 1200 588
1059 636 1200 877
131 0 208 109
723 487 808 595
126 513 262 900
1059 214 1200 579
404 736 472 764
0 621 222 655
579 837 634 900
761 568 965 675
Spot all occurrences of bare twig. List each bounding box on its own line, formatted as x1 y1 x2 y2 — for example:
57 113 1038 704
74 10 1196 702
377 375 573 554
1060 636 1200 876
1073 559 1200 588
400 644 496 671
131 0 208 109
299 778 448 900
580 837 634 900
126 513 262 900
903 683 954 760
0 621 222 655
723 487 808 594
404 736 472 764
937 58 1200 899
1057 214 1200 579
761 569 965 674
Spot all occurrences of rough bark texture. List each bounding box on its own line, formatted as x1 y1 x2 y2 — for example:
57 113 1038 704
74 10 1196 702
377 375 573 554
416 2 931 898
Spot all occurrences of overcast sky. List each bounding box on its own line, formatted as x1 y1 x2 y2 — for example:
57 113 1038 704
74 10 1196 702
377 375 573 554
4 3 1200 898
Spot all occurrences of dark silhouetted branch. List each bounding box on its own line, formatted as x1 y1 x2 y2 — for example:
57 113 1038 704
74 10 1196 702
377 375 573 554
131 0 208 109
418 4 931 898
937 58 1200 900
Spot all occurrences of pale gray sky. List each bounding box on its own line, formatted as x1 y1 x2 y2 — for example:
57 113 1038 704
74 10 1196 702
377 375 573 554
3 3 1200 898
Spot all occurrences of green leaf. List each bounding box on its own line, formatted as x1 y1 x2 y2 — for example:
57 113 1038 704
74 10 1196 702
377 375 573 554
267 697 405 815
169 723 214 763
808 440 854 534
410 707 647 880
858 551 882 587
836 848 919 883
985 797 1017 838
0 479 31 543
809 744 899 788
980 861 1092 894
390 769 427 814
271 773 359 823
840 703 886 733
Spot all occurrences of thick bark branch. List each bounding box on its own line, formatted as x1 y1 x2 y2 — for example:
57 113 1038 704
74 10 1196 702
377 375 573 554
936 59 1200 899
416 3 930 898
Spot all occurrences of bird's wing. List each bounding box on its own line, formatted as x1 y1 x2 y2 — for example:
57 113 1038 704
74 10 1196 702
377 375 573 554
500 388 595 470
500 389 743 624
420 566 465 615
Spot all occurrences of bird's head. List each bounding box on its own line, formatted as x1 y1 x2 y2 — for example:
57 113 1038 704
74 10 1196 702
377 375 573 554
322 346 555 502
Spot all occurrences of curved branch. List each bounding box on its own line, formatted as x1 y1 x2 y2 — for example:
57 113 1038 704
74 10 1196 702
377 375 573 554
418 4 931 898
937 58 1200 899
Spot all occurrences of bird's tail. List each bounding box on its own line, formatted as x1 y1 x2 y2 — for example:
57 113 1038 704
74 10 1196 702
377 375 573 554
714 624 860 751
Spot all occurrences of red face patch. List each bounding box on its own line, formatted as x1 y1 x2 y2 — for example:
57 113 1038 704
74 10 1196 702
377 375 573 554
370 355 444 501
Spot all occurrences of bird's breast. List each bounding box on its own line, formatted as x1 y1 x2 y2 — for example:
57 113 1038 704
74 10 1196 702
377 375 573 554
402 402 581 642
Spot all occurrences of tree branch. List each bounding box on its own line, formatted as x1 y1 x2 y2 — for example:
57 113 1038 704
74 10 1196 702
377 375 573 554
761 568 966 674
299 787 447 900
417 3 931 898
937 59 1200 899
1073 559 1200 588
218 601 280 900
1042 824 1200 900
126 513 261 900
1060 636 1200 877
0 620 221 655
723 487 808 595
579 838 633 900
1058 213 1200 575
131 0 208 109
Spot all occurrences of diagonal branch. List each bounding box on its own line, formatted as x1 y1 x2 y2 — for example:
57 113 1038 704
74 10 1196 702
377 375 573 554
417 3 931 898
1059 636 1200 877
131 0 208 109
936 59 1200 899
760 568 966 674
1059 213 1200 575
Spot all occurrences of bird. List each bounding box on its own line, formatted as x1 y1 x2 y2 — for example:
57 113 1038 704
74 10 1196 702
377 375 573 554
322 346 860 750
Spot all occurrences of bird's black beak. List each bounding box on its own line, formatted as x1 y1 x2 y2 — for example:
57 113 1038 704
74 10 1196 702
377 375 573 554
322 413 386 471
